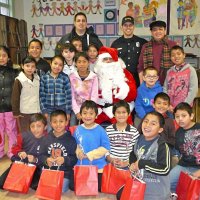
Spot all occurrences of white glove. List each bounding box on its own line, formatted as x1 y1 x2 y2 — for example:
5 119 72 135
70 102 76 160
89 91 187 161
103 106 114 119
114 83 129 100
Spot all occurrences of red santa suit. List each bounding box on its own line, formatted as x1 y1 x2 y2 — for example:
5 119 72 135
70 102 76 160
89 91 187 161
94 46 137 124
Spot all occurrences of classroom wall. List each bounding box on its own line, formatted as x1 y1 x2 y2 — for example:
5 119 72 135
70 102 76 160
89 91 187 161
13 0 200 63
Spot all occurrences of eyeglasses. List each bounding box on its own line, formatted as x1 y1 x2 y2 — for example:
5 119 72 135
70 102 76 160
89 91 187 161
145 75 158 79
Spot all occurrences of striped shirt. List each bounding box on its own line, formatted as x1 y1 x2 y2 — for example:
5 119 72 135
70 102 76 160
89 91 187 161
106 124 140 161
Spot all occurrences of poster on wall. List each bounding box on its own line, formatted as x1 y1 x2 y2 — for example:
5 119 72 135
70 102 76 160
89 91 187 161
118 0 168 36
25 0 118 57
170 0 200 35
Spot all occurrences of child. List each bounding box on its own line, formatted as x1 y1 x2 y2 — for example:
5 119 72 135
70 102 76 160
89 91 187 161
28 38 50 76
106 100 139 169
69 52 98 126
73 100 110 191
0 46 18 159
153 92 179 167
39 110 77 193
71 37 83 52
87 43 99 72
170 102 200 194
117 111 171 200
135 67 162 128
61 43 76 76
12 56 40 132
0 113 47 190
163 45 198 109
40 55 72 131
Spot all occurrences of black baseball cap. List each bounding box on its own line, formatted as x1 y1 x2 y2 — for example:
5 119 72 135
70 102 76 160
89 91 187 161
150 20 166 30
122 16 134 26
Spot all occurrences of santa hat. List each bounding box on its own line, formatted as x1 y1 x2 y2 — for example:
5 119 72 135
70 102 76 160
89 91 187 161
98 46 118 62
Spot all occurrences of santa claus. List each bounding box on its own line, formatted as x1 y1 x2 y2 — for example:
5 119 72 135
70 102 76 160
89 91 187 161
94 46 137 124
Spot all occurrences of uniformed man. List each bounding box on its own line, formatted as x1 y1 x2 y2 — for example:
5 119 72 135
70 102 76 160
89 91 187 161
111 16 147 87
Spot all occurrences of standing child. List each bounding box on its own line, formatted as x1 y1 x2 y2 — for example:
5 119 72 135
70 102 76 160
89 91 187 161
0 113 47 190
87 43 99 72
170 102 200 194
0 46 18 159
73 100 110 191
153 92 178 167
135 66 162 128
106 100 140 169
117 111 171 200
12 56 40 132
39 110 77 193
71 37 83 52
69 52 98 126
61 43 77 76
28 38 50 76
163 45 198 109
40 55 72 131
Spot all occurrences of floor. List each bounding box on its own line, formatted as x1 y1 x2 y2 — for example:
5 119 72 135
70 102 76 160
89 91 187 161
0 153 116 200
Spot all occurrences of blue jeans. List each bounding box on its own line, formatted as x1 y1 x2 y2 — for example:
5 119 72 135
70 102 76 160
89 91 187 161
169 164 198 192
62 178 70 193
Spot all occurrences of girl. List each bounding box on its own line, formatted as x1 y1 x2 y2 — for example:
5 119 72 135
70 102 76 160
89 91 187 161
87 44 99 72
69 52 98 126
61 43 76 76
0 46 18 159
40 55 72 131
12 56 40 133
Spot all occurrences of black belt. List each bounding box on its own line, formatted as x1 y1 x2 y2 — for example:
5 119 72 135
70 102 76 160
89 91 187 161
104 103 113 108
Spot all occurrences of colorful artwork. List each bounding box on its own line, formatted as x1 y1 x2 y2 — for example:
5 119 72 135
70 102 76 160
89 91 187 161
119 0 168 35
30 0 103 17
170 0 200 35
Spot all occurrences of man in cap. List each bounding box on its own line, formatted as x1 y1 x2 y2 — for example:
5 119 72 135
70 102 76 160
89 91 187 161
137 20 177 85
111 16 147 87
94 46 137 124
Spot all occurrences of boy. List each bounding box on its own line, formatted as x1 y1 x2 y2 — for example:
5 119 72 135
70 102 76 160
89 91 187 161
163 45 198 109
135 67 162 128
61 43 76 76
71 37 83 52
170 102 200 194
39 110 77 193
117 111 171 200
73 100 110 191
0 113 47 190
153 92 178 167
28 38 50 76
106 100 139 169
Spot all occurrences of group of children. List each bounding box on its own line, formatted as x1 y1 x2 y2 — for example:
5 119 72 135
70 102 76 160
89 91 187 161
0 32 199 199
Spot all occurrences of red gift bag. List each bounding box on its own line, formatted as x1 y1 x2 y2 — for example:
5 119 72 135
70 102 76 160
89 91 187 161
186 176 200 200
176 171 193 200
35 168 64 200
101 164 131 194
3 162 36 193
74 165 98 196
120 176 146 200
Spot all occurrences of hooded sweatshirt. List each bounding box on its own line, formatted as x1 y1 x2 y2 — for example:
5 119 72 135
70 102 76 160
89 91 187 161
135 81 163 118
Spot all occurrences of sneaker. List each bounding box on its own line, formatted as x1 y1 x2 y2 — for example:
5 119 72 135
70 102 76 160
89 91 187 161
170 193 178 200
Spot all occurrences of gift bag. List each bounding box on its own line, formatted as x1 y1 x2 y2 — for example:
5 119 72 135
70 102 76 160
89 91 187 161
101 164 131 194
35 168 64 200
3 162 36 193
120 176 146 200
74 165 98 196
186 176 200 200
176 171 193 200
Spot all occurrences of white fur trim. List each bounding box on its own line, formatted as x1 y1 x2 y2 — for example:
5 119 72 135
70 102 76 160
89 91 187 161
98 53 112 60
103 106 114 118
